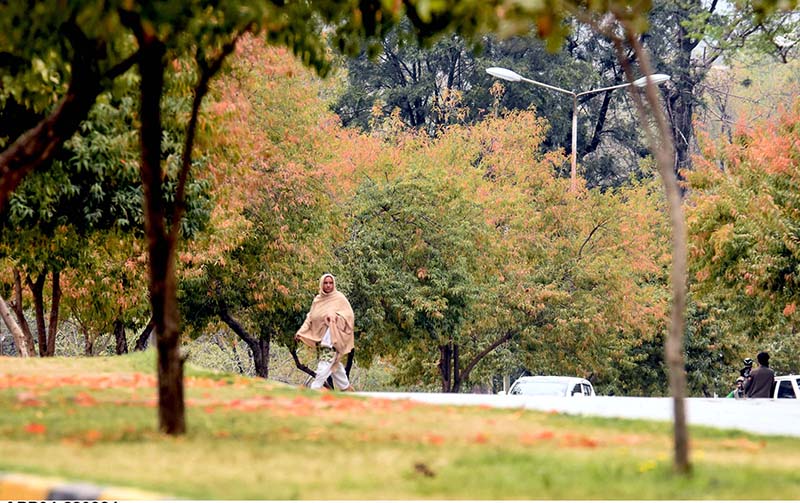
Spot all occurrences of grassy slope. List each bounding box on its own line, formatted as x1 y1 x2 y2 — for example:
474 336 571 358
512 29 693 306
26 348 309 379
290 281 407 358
2 352 799 500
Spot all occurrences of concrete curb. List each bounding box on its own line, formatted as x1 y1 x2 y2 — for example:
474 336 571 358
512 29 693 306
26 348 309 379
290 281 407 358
0 472 171 500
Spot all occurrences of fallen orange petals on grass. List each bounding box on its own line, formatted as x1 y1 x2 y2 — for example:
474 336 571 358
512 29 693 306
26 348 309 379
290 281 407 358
24 423 46 434
473 432 490 444
1 373 157 391
73 392 97 407
519 430 555 445
425 434 445 445
83 429 103 445
16 392 44 407
560 433 600 449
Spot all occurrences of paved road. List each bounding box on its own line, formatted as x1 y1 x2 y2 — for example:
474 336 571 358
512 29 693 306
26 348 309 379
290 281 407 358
356 392 800 437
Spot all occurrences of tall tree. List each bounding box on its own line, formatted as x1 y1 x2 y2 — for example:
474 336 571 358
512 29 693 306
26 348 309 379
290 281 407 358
340 173 487 392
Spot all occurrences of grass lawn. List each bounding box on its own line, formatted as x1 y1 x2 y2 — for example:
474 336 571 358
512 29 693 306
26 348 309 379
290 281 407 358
1 351 799 499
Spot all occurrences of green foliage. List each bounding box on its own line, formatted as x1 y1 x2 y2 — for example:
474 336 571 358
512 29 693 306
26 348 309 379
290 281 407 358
339 173 484 380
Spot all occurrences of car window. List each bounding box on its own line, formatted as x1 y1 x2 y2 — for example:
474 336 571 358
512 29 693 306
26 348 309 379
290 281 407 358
776 380 796 399
571 384 582 396
582 384 592 395
510 381 568 396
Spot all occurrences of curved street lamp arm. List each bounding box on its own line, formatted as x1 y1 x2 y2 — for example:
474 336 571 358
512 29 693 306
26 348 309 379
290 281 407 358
576 81 633 98
518 76 575 96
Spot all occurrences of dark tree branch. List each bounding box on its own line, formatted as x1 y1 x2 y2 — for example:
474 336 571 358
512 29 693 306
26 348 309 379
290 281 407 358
577 219 608 261
218 304 257 346
0 21 102 215
458 330 516 387
289 345 317 378
134 318 155 351
170 28 250 241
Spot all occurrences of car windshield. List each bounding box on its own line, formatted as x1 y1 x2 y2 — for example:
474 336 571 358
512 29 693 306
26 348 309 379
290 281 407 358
510 381 568 396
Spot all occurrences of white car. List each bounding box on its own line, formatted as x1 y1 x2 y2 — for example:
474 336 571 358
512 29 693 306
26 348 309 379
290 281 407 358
506 375 596 397
773 375 800 399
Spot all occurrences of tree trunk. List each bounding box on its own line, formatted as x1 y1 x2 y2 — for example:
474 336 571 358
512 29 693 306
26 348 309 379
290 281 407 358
12 268 35 354
27 272 47 357
438 343 451 392
619 29 690 475
134 318 155 351
84 332 94 356
218 305 269 378
46 270 61 356
137 31 185 435
0 293 30 357
250 337 269 378
114 317 128 355
452 343 461 392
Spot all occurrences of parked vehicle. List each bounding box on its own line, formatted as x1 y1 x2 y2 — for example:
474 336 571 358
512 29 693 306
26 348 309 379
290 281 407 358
506 376 595 397
773 375 800 399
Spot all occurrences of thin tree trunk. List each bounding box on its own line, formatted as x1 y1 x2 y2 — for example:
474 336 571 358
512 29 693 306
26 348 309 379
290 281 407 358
134 318 155 351
114 317 128 355
26 272 47 357
13 268 35 354
218 305 269 378
136 27 185 435
439 344 451 392
84 332 94 356
452 343 460 392
0 293 30 357
619 29 690 475
46 270 61 356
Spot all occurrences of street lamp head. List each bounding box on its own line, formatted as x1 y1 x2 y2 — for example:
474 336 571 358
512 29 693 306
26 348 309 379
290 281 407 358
486 67 522 82
632 73 671 88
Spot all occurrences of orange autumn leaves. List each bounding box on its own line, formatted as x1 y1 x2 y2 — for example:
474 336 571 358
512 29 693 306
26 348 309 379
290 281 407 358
6 369 617 451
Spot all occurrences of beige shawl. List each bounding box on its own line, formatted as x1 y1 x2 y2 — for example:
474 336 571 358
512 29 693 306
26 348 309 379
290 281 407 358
295 274 355 355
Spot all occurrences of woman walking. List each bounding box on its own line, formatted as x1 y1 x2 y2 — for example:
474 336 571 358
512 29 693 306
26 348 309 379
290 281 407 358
295 273 355 391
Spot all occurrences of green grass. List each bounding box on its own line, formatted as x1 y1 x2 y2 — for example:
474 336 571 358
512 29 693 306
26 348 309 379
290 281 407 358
2 352 800 499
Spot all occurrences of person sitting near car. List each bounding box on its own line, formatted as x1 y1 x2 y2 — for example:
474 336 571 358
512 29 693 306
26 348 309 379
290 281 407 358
726 376 745 399
744 351 775 398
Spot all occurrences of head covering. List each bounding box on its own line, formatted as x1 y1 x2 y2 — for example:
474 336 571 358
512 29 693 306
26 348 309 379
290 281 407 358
295 274 355 354
736 376 745 383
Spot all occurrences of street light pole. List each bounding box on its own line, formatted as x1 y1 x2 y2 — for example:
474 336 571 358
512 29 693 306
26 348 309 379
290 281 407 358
486 67 670 192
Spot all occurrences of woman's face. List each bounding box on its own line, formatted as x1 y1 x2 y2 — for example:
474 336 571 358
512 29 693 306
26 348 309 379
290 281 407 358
322 276 335 293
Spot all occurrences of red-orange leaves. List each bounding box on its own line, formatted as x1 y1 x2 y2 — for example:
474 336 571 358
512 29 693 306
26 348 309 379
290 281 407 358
24 422 46 434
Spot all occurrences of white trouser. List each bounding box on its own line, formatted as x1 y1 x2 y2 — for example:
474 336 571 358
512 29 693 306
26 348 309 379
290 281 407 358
310 328 350 390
